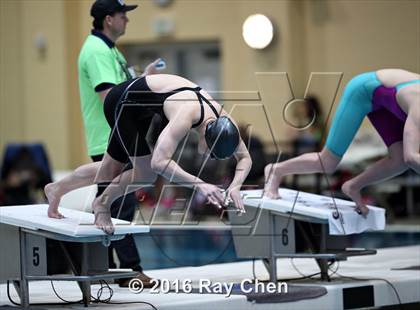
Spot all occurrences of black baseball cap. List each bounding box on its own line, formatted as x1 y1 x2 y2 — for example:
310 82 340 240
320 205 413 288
91 0 138 19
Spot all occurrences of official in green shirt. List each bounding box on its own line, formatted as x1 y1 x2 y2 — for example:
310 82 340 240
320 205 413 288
78 0 133 156
79 30 130 156
77 0 160 288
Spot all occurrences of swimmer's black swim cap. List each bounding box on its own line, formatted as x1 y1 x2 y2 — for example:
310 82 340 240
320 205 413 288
205 116 240 159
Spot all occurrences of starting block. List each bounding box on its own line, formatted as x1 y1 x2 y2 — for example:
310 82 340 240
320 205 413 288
0 204 149 309
230 189 386 282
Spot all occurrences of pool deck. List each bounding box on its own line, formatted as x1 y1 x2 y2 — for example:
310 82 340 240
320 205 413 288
1 245 419 310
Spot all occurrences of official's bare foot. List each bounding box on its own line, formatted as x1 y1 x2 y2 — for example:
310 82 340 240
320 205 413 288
44 183 65 219
342 181 370 217
92 201 114 235
264 164 281 199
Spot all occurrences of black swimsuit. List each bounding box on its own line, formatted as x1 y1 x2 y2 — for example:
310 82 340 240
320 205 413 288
103 76 219 163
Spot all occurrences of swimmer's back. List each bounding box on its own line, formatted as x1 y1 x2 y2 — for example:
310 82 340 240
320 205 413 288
376 69 420 88
145 74 198 93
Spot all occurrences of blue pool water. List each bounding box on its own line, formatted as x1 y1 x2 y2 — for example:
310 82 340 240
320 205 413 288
135 230 420 270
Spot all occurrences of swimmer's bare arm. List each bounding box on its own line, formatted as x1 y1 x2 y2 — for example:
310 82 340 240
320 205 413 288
151 116 225 206
229 141 252 189
226 141 252 213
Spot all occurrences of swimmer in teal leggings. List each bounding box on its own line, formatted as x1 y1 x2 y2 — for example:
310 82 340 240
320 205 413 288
264 69 420 215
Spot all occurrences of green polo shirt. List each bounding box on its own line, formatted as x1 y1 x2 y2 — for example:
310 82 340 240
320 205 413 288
78 32 129 156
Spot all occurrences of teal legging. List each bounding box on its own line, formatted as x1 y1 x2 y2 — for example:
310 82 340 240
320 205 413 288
325 72 381 157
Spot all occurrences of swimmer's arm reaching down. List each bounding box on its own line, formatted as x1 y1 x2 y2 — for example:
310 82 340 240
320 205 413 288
151 117 225 207
225 141 252 213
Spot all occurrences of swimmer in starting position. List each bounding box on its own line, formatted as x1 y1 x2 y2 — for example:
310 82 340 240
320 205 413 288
265 69 420 215
45 74 252 234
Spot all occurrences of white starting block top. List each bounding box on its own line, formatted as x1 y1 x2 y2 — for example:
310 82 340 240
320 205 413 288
242 188 385 235
0 204 149 237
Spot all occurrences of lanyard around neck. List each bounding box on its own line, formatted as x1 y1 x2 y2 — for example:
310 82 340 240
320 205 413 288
112 49 132 80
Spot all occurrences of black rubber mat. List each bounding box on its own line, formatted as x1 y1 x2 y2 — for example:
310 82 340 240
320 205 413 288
0 306 47 309
391 265 420 270
246 285 328 303
188 283 328 303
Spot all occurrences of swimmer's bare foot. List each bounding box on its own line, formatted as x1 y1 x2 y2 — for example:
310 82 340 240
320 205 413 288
264 164 281 199
92 199 114 235
45 183 65 219
354 205 369 217
342 181 369 217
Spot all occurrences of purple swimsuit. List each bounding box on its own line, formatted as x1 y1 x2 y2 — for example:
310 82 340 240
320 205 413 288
326 72 418 157
368 86 408 147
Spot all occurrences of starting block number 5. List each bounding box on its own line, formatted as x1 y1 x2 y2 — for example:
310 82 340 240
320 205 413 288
25 234 47 276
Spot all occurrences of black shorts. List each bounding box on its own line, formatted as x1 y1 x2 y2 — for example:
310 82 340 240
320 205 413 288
103 78 166 163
